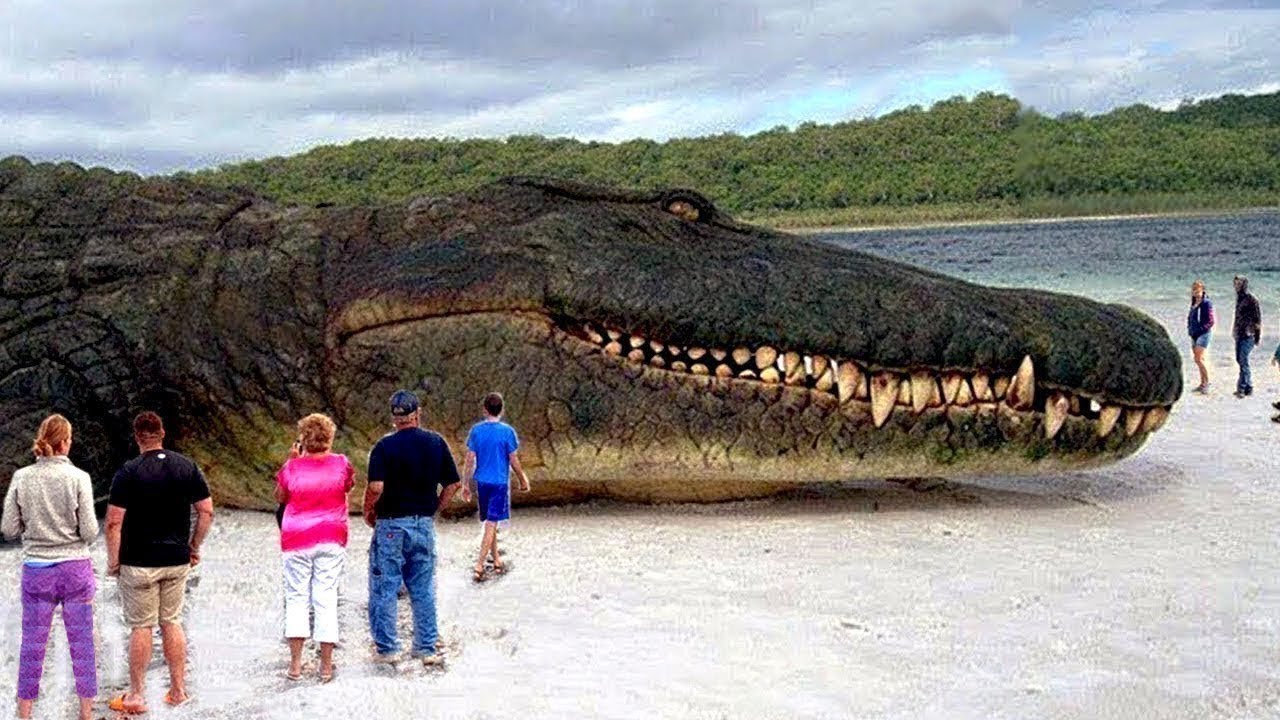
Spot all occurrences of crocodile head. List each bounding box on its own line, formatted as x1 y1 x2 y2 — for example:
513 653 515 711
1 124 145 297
328 177 1181 502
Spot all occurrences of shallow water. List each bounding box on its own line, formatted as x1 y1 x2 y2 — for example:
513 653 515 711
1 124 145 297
3 211 1280 720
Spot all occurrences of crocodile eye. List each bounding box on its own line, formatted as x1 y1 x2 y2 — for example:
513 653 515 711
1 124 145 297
666 200 700 222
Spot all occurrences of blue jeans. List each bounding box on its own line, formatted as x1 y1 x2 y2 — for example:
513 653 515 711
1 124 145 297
368 516 438 655
1236 336 1256 394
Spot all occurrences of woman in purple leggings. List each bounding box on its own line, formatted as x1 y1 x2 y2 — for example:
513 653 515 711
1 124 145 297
1 415 99 720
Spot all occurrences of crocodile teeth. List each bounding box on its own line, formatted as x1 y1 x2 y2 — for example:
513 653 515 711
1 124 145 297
1142 406 1169 433
606 329 622 341
688 347 707 360
629 335 645 349
585 326 604 344
738 369 758 380
1005 355 1035 410
810 355 829 378
759 367 780 384
896 378 912 406
627 349 645 363
715 364 733 379
604 341 622 356
783 352 804 385
669 361 686 372
649 356 666 369
836 362 864 403
971 373 993 402
869 373 898 428
649 340 665 353
940 374 964 404
732 347 752 365
814 363 835 392
1124 408 1146 437
1044 391 1069 439
910 372 938 413
690 363 709 376
1097 405 1121 437
953 378 973 406
755 346 778 370
711 348 728 361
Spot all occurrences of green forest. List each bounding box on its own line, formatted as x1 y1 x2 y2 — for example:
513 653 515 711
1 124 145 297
190 91 1280 228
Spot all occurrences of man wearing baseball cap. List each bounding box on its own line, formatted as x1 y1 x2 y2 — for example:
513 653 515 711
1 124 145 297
363 390 463 666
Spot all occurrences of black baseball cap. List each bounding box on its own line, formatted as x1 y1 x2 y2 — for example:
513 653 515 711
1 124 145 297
390 390 419 417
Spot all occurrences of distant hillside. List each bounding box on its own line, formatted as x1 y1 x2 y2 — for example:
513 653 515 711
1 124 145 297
188 91 1280 219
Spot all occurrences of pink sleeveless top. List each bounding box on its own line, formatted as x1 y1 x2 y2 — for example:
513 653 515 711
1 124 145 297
276 454 354 552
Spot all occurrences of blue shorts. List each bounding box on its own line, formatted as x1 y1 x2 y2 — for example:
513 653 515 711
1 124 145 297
477 482 510 525
1193 333 1211 349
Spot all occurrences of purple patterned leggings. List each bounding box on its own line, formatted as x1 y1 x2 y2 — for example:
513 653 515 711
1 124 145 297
18 559 97 700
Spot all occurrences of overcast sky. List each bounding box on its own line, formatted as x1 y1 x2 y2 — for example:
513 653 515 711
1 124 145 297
3 0 1277 174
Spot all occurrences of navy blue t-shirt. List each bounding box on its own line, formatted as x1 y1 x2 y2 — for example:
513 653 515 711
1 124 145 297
367 427 460 519
109 449 211 567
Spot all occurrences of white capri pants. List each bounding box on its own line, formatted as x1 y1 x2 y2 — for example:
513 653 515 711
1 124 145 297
282 543 345 644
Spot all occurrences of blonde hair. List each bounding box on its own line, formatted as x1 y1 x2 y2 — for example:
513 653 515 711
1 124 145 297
297 413 336 454
33 414 71 457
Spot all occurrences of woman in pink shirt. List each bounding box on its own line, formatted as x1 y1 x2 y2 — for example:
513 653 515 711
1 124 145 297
275 413 354 682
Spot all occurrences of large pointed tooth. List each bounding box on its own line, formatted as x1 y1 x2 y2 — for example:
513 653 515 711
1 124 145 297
811 356 830 379
837 362 866 403
649 339 665 354
1124 408 1146 437
953 378 973 406
711 348 727 361
1142 406 1170 433
941 374 964 404
688 347 707 360
715 364 733 379
971 373 993 402
814 364 835 392
732 347 752 366
910 372 938 413
869 373 899 427
759 367 780 384
1096 405 1121 437
629 335 645 349
755 346 778 370
992 376 1010 401
1005 355 1035 410
606 328 622 341
1043 391 1069 439
783 352 804 385
604 341 622 356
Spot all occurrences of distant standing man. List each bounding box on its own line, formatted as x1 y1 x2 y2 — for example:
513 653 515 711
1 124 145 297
1187 280 1215 394
462 392 531 581
364 390 464 666
105 411 214 713
1232 275 1262 398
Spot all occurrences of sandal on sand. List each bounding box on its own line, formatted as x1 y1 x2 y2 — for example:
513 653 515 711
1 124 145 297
492 561 509 575
108 693 148 714
320 664 336 684
285 668 304 681
164 690 192 707
472 566 486 582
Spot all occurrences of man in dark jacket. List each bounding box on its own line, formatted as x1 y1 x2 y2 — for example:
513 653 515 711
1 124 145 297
1232 275 1262 398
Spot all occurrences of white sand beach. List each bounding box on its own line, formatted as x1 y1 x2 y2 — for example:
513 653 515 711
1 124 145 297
3 339 1279 719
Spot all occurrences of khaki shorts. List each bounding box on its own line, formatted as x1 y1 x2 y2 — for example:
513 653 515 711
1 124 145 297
119 564 190 628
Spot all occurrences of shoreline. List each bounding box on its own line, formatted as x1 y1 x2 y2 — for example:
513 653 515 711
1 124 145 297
749 204 1278 235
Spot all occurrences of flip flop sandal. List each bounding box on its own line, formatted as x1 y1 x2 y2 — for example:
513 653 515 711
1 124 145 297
319 665 337 684
472 567 486 582
492 562 509 575
108 693 149 714
285 669 304 681
164 690 192 707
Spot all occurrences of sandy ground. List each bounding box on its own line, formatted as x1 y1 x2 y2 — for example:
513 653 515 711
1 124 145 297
3 350 1280 719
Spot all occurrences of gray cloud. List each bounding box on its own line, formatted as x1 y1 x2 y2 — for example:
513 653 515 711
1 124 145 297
0 0 1275 174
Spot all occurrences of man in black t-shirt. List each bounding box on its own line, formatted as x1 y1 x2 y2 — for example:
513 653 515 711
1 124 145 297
104 412 213 712
363 390 463 665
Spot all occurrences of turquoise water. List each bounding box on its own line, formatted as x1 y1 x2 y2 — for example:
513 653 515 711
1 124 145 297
816 210 1280 346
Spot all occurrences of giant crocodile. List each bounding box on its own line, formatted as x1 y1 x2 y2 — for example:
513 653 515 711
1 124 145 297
0 157 1181 510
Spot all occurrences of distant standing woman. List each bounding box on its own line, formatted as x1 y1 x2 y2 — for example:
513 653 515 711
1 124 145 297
275 413 355 682
1187 280 1215 394
1 415 99 720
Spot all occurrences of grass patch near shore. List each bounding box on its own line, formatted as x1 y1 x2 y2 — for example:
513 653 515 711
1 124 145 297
744 191 1279 230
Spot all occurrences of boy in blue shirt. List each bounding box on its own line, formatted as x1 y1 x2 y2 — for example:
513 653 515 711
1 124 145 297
462 392 530 581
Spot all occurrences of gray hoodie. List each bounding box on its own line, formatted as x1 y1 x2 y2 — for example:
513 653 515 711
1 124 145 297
1 456 98 561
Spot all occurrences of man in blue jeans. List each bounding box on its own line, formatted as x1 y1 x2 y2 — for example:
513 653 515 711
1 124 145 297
363 390 463 666
1232 275 1263 399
